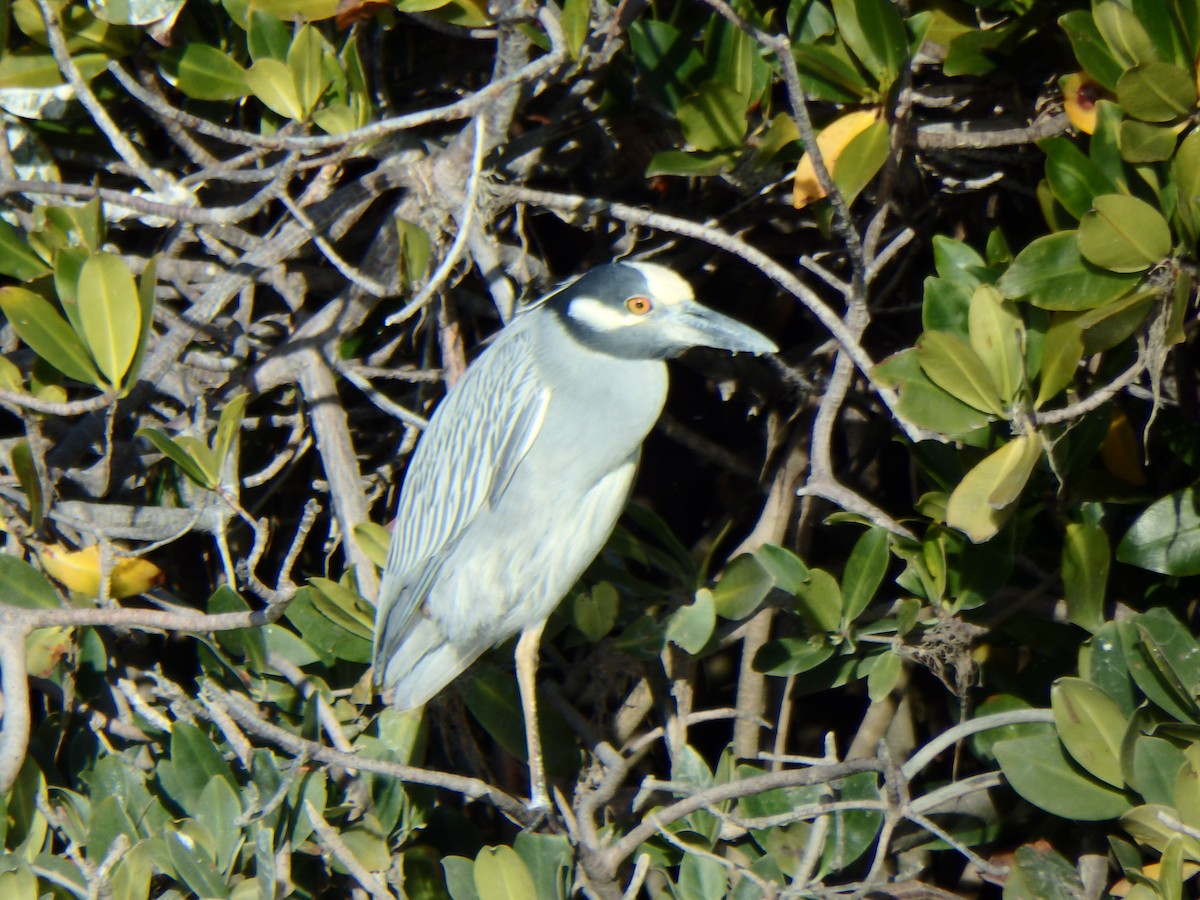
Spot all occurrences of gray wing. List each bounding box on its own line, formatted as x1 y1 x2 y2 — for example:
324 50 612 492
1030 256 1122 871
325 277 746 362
372 324 550 676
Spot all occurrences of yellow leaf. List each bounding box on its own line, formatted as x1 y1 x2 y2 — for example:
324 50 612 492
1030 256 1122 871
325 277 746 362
792 109 880 209
946 433 1042 543
1061 72 1103 135
39 545 165 599
1099 408 1146 485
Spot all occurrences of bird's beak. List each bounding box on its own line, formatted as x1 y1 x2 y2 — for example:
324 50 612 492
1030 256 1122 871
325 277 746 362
670 299 779 356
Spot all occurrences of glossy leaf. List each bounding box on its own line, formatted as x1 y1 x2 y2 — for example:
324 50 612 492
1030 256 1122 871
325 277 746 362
1039 137 1115 220
968 284 1025 405
1117 486 1200 575
753 544 809 595
249 0 337 20
841 527 888 622
1093 0 1159 68
676 80 747 152
173 44 247 101
137 427 215 488
1062 522 1110 633
915 330 1005 416
1117 62 1196 123
1059 10 1123 91
157 722 236 815
1051 677 1126 787
830 119 890 210
994 733 1130 820
831 0 908 88
866 649 901 701
0 554 60 609
0 219 50 281
627 20 705 110
1078 193 1172 273
77 252 140 388
1003 845 1084 900
712 554 774 620
996 231 1140 310
0 286 101 386
247 58 304 120
792 109 879 208
11 441 42 530
1120 119 1184 163
288 24 332 117
308 576 375 641
945 434 1041 543
1035 316 1084 407
873 348 992 434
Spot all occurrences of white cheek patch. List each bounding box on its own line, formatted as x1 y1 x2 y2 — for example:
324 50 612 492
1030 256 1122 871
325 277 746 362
624 261 694 306
569 296 636 330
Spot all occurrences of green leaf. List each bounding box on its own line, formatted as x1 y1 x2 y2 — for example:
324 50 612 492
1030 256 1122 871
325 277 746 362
676 79 748 152
793 568 842 633
1035 315 1084 408
77 252 140 388
247 57 304 120
1120 119 1184 163
11 441 43 530
308 576 375 641
841 527 888 622
754 636 835 676
395 217 432 290
126 253 158 392
1117 62 1197 123
1051 677 1126 787
288 24 332 117
1121 804 1200 859
627 20 706 110
915 330 1005 416
1119 611 1200 723
247 10 291 61
831 0 908 88
1116 486 1200 576
1059 10 1123 92
195 777 242 873
212 391 248 483
677 852 727 900
284 587 372 664
832 119 889 209
1078 193 1172 273
1003 844 1084 900
512 832 569 900
1093 0 1159 67
946 434 1041 543
645 149 737 177
1172 127 1200 242
156 722 236 815
559 0 588 60
873 348 992 434
1062 522 1110 633
994 733 1130 820
86 796 139 872
968 284 1025 405
1039 137 1116 220
1129 735 1184 806
0 219 50 282
0 286 101 386
793 40 871 102
173 44 247 101
866 649 902 701
165 825 229 899
996 231 1140 310
753 544 809 595
712 554 774 620
0 555 60 609
137 427 215 489
571 581 618 641
249 0 337 20
666 589 715 654
443 856 479 900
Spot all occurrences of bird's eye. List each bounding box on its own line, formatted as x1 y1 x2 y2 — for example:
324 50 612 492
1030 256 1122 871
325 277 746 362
626 296 653 316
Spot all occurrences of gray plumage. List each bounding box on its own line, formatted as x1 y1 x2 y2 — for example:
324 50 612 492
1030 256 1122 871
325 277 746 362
373 261 776 717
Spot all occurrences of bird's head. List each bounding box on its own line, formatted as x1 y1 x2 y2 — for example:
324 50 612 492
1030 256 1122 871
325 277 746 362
547 261 778 360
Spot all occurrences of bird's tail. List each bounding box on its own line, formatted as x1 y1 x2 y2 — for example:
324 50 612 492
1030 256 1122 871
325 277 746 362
378 616 486 711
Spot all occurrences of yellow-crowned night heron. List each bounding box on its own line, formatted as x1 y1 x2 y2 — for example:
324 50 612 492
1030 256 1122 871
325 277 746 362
373 261 776 808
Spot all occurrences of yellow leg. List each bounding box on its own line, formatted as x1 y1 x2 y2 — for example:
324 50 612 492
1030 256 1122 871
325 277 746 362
515 621 548 811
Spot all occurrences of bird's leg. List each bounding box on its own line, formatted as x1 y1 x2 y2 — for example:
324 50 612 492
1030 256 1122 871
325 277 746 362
515 620 549 811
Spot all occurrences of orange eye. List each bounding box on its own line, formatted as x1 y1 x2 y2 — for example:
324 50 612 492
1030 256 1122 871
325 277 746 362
626 296 653 316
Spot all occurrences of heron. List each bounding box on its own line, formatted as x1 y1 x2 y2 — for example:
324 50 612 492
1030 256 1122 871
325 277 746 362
373 261 776 809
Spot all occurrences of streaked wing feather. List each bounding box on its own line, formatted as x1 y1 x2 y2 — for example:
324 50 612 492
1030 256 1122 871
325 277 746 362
373 325 548 669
